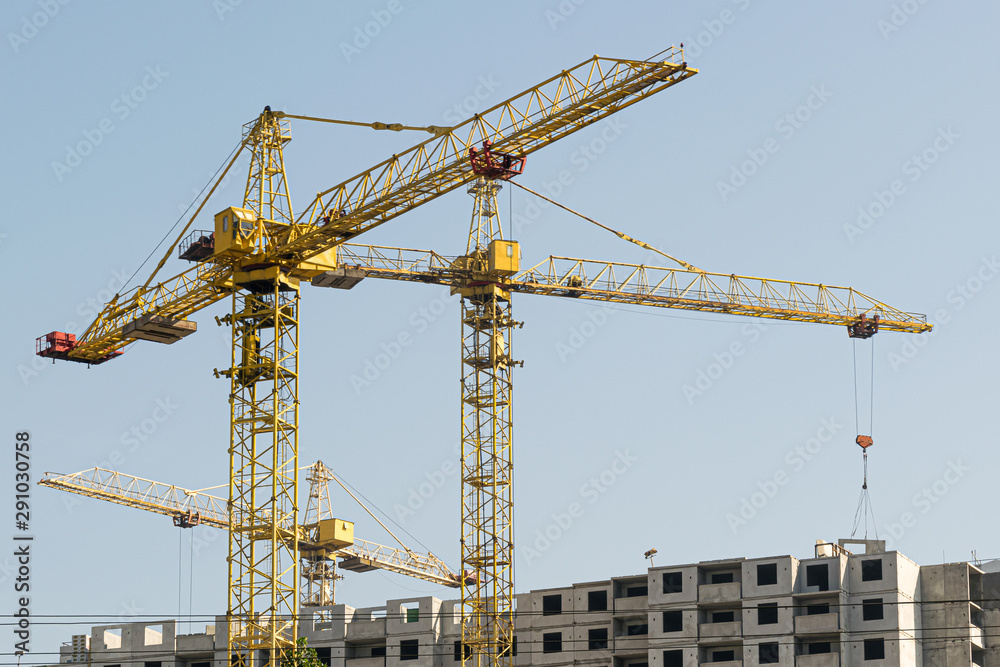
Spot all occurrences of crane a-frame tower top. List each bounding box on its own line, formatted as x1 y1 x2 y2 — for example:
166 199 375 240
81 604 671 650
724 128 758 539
36 46 930 667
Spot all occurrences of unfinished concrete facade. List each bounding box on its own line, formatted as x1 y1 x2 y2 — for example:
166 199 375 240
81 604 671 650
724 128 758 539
49 541 1000 667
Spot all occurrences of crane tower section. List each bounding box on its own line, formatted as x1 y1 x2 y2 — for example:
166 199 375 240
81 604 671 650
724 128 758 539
457 142 524 667
219 109 301 667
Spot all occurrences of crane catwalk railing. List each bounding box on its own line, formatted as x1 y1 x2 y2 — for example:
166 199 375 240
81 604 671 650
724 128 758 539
64 50 696 363
334 245 930 333
74 262 232 361
280 51 696 260
343 539 457 588
38 468 460 589
515 257 930 332
39 468 229 525
337 244 454 275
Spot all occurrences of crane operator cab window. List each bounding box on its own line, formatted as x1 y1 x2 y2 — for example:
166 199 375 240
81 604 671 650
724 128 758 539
213 206 256 257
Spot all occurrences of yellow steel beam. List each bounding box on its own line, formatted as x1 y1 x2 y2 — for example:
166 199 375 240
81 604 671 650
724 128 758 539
276 49 696 261
333 245 930 333
514 257 931 333
274 112 450 136
458 179 516 667
225 280 300 667
342 539 459 588
37 466 461 589
67 263 233 362
38 468 229 525
62 49 696 365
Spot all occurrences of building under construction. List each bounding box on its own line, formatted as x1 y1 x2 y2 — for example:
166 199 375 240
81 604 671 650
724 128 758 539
46 539 1000 667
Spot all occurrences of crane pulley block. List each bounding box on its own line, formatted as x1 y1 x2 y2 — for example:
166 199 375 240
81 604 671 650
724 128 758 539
172 510 202 528
848 314 879 339
563 275 586 297
856 435 873 449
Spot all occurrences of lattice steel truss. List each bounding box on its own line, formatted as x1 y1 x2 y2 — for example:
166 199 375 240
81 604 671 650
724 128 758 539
36 48 935 667
226 282 300 667
222 106 302 667
301 461 339 607
460 179 517 667
242 110 293 231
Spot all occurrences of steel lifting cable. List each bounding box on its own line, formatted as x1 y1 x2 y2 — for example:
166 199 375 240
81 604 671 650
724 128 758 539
188 530 194 634
852 340 860 435
851 337 878 539
122 140 243 294
852 336 876 436
509 180 703 272
851 445 877 539
177 530 183 629
870 335 876 437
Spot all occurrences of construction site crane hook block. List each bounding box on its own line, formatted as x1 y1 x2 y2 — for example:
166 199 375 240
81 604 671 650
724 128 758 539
172 510 202 528
856 435 873 449
468 140 525 181
847 314 879 339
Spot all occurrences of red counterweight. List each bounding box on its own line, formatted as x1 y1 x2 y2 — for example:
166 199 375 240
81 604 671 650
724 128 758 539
36 331 122 365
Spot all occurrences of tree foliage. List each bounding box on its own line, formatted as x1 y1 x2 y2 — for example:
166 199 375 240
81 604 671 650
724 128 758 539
282 637 325 667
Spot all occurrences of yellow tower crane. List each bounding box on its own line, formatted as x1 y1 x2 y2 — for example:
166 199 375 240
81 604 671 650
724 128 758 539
313 202 928 667
38 461 463 606
35 46 930 667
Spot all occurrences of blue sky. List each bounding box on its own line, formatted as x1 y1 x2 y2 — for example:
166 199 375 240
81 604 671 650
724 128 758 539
2 0 999 660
